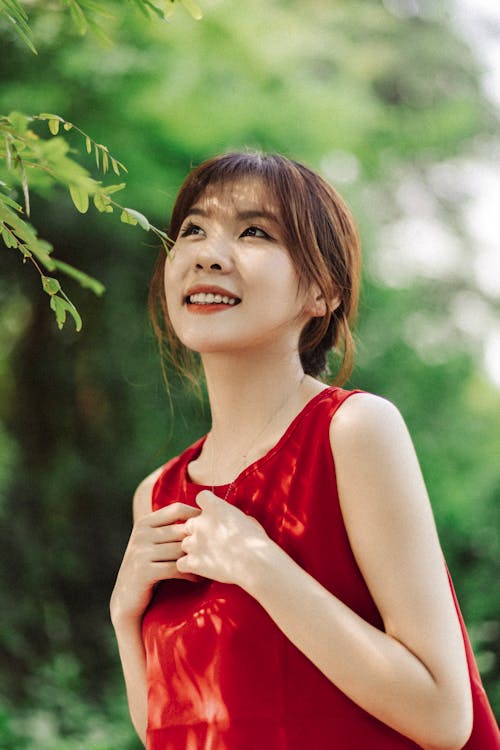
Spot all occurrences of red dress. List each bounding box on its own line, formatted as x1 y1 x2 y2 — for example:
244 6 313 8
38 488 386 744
142 387 499 749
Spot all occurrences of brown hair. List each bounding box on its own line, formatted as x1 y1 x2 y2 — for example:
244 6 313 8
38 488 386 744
148 152 361 385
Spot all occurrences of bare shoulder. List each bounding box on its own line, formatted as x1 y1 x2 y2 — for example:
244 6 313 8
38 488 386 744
133 465 165 522
330 391 411 452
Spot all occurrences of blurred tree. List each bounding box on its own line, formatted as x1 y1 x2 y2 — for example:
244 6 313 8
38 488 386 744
0 0 199 331
0 0 498 744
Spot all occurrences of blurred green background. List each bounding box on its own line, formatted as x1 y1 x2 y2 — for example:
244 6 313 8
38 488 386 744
1 0 499 746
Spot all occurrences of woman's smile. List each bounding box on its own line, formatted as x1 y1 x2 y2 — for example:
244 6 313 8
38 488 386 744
164 178 312 354
184 284 242 314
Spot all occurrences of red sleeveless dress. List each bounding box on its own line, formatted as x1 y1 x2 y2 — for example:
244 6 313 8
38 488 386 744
142 387 499 749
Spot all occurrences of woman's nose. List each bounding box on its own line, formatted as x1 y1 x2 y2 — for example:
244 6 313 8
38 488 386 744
195 260 223 270
193 234 233 272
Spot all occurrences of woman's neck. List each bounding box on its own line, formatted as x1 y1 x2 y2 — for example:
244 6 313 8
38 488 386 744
202 350 306 440
186 351 327 486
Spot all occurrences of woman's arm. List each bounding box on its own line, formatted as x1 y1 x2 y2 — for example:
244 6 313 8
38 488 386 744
178 394 473 750
110 469 200 745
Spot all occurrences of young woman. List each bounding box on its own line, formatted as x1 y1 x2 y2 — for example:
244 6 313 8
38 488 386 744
110 153 499 750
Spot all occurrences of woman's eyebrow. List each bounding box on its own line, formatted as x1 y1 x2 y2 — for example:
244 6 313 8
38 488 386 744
185 207 280 225
236 209 279 225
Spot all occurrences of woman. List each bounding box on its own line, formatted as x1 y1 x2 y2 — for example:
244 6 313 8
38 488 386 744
110 152 499 749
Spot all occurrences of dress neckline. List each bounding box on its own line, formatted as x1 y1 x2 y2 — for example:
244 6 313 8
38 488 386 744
185 386 338 493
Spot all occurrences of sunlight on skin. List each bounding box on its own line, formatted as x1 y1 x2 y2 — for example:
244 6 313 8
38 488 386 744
165 178 312 367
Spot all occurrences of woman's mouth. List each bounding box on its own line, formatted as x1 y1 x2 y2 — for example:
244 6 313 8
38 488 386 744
186 292 240 306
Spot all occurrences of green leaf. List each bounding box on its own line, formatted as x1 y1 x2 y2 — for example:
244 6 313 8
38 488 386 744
85 136 92 154
67 0 88 34
0 193 23 212
42 276 62 296
120 209 137 226
1 0 37 53
20 161 30 218
4 136 13 170
180 0 203 20
7 111 30 135
121 207 150 231
50 296 66 329
111 158 121 176
49 295 83 332
93 192 113 213
63 122 73 131
1 227 18 249
51 259 106 296
101 182 126 195
69 185 89 214
48 119 60 135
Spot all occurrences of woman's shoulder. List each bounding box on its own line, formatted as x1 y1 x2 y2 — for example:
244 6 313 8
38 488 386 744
133 465 165 521
329 390 412 455
132 437 206 519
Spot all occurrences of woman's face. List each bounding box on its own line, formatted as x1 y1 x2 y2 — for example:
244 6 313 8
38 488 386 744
164 177 319 359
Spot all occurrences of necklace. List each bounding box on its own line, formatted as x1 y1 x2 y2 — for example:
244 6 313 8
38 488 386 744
208 376 305 501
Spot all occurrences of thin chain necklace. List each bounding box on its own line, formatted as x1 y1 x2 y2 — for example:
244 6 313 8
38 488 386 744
209 376 305 501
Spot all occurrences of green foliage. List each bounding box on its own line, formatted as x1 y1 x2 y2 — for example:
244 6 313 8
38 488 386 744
0 654 141 749
0 110 171 329
0 0 197 332
1 0 202 52
0 0 36 53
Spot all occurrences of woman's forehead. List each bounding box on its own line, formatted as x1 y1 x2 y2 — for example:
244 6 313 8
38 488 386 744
190 176 279 218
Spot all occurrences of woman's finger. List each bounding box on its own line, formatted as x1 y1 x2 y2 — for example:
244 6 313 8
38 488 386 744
149 502 201 527
180 535 193 554
151 541 184 562
152 524 187 544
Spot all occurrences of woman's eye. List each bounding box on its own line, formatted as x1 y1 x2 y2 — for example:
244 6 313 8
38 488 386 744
180 221 204 237
241 226 271 239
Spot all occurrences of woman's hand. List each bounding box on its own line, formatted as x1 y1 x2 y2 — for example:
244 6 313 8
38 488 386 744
177 490 271 589
110 502 201 625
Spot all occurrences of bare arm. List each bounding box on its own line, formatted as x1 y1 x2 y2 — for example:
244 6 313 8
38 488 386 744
179 394 473 750
110 468 200 745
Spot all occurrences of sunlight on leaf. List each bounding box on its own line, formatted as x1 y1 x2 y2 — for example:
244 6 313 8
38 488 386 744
42 276 62 296
48 119 60 136
69 185 89 214
121 207 150 230
180 0 203 20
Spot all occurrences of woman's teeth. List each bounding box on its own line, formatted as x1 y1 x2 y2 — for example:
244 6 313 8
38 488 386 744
188 293 238 305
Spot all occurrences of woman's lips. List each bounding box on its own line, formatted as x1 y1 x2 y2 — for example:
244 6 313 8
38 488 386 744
184 287 242 313
186 302 239 315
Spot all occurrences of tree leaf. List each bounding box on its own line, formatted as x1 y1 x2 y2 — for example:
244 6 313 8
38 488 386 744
93 193 112 213
100 182 126 195
63 122 73 131
67 0 88 35
180 0 203 20
121 207 150 231
50 296 66 329
5 136 13 170
42 276 62 296
85 136 92 154
1 0 38 54
20 161 30 218
120 209 138 226
49 295 83 332
48 118 60 135
0 193 23 212
69 185 90 214
1 226 18 249
51 259 106 296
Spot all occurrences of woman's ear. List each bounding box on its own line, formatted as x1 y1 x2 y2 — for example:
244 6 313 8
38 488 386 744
306 287 342 318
